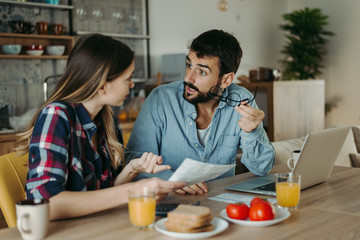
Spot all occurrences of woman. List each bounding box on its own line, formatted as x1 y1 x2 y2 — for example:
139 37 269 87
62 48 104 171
17 34 185 220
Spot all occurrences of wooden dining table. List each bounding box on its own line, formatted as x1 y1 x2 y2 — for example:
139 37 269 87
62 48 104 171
1 164 359 239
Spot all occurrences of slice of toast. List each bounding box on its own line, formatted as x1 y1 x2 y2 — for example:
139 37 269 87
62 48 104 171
167 204 212 221
164 215 213 228
164 222 214 233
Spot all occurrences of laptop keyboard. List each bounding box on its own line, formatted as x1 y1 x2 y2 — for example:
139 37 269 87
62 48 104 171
253 182 276 192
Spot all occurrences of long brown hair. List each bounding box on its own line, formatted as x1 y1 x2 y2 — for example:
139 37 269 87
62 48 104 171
17 34 135 168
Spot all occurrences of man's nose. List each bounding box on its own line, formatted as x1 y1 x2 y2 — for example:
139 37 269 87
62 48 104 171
184 69 195 83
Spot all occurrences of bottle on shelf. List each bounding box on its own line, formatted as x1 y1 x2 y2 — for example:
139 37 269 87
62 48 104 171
126 88 146 121
118 105 128 122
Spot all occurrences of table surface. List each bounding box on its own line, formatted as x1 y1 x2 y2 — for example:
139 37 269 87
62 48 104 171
1 165 359 240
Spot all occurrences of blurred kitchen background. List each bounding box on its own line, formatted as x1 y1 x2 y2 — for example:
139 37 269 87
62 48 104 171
1 0 359 133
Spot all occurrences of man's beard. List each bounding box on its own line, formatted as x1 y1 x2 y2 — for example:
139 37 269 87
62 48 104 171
183 81 212 105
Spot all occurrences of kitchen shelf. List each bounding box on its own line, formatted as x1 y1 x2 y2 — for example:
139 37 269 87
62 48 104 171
76 31 150 39
0 54 68 59
0 0 73 10
0 33 74 59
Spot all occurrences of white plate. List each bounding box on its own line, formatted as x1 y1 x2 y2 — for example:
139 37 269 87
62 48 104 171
220 207 290 227
155 217 229 239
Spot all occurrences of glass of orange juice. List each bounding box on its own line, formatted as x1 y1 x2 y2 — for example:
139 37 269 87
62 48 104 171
128 187 156 230
275 173 301 211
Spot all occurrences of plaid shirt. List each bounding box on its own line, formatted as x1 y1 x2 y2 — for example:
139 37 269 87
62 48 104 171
26 101 123 199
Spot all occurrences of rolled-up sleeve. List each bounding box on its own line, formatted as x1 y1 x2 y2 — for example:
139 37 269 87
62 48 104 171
240 126 275 176
26 106 71 199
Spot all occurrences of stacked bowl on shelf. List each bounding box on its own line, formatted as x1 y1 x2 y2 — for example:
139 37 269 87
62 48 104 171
46 45 65 56
1 44 65 56
24 45 44 56
1 45 22 55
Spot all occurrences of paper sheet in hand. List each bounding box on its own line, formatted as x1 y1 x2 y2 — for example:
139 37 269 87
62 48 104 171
168 158 235 185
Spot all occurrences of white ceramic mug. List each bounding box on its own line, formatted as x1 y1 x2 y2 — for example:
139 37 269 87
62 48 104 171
287 150 301 171
16 199 49 240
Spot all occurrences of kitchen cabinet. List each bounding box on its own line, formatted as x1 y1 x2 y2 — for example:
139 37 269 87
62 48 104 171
0 133 25 156
0 0 74 33
73 0 150 81
0 0 75 59
238 80 325 141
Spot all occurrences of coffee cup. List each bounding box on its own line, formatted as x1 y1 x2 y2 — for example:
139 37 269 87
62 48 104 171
36 22 48 35
45 0 59 5
23 22 36 34
287 150 301 171
10 21 35 34
16 199 49 240
51 24 65 35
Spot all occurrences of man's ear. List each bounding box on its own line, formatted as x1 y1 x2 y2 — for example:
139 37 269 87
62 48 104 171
220 72 235 89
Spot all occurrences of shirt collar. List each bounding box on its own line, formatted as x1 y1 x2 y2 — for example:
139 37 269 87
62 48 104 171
72 103 98 138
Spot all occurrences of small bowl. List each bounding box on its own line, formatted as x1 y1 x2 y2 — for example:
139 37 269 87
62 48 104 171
25 45 44 51
25 45 44 56
46 45 65 56
1 44 22 55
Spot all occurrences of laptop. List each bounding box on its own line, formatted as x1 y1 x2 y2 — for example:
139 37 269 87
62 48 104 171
225 126 351 196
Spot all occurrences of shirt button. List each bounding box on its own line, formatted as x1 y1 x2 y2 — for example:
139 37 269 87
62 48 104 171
190 122 193 125
192 113 196 117
195 144 198 147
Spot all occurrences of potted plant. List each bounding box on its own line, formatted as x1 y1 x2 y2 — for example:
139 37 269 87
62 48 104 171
279 7 334 80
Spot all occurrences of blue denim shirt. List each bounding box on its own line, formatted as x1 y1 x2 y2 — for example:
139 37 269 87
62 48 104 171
125 81 275 180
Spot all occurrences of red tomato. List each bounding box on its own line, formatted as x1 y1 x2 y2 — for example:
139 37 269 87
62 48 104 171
226 202 250 220
250 197 267 207
249 201 275 221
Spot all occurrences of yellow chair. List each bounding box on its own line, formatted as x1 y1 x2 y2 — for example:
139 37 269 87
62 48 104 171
0 152 28 228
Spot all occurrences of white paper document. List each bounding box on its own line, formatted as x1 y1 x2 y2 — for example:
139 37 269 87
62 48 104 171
168 158 235 185
209 193 277 205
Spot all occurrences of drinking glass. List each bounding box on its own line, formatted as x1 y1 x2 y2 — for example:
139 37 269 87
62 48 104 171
275 173 301 211
128 187 156 230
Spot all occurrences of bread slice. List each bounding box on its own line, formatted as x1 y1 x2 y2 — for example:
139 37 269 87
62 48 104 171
165 222 215 233
167 204 212 221
165 204 214 233
164 214 213 228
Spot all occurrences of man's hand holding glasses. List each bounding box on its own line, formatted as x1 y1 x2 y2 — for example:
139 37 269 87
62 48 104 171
207 86 264 133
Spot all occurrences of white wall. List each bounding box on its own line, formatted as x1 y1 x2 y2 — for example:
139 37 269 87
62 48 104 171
290 0 360 127
148 0 360 128
148 0 288 77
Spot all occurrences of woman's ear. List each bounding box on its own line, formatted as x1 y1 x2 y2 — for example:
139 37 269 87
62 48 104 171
98 84 106 95
220 72 235 89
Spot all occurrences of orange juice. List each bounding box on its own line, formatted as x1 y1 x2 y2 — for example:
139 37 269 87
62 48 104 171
276 182 300 208
128 196 156 228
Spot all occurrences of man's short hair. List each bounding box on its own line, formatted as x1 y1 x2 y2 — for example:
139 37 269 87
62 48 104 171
189 29 243 76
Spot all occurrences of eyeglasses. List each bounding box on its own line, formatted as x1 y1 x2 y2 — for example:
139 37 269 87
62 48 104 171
207 86 258 107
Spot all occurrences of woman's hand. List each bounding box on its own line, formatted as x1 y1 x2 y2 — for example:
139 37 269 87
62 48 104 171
174 182 208 195
129 152 171 174
137 178 186 201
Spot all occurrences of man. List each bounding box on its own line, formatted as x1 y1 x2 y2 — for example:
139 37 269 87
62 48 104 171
126 29 275 195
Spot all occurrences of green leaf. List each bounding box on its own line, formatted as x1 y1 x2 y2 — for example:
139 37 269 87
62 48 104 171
279 7 334 80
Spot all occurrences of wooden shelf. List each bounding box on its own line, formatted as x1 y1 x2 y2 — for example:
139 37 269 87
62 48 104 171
0 33 74 59
0 0 73 10
77 31 150 40
0 54 68 59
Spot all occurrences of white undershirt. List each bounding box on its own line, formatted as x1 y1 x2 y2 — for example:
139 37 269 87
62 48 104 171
197 124 211 147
